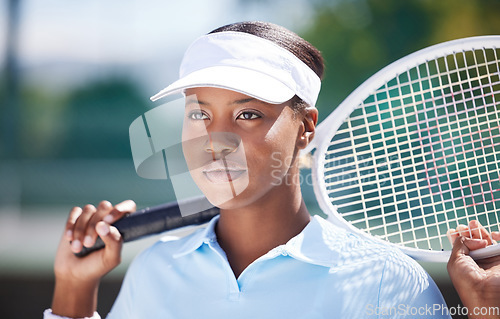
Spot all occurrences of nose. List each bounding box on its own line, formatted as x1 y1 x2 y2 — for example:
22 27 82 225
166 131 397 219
204 132 241 158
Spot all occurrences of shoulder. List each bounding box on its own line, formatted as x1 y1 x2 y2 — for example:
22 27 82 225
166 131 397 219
310 215 431 285
127 226 207 272
305 216 403 263
312 217 446 310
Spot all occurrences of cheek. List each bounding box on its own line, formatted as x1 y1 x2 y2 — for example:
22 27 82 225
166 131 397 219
245 115 300 180
181 122 209 168
182 119 210 142
264 114 300 162
265 108 300 147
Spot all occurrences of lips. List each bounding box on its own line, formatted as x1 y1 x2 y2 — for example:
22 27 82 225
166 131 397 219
202 160 247 183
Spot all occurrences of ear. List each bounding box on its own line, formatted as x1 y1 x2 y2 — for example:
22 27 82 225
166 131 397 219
297 107 318 149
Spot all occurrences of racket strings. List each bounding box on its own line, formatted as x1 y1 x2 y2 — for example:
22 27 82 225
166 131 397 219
348 76 500 122
468 48 500 232
326 114 500 200
326 128 500 191
449 52 494 237
331 76 500 150
323 47 500 251
420 52 494 249
327 78 500 168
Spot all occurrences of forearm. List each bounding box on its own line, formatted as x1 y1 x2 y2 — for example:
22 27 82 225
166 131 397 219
51 278 100 318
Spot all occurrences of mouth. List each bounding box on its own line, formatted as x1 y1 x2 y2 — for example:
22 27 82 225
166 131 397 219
202 160 247 183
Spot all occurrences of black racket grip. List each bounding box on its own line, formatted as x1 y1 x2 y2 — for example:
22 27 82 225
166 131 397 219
74 197 220 257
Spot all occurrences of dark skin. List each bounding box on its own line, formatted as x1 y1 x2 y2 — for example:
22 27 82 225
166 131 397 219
182 87 317 277
51 87 318 316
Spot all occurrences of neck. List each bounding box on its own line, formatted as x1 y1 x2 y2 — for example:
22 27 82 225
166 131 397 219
215 172 311 278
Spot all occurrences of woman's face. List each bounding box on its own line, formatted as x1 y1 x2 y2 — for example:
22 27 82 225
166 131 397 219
182 87 310 209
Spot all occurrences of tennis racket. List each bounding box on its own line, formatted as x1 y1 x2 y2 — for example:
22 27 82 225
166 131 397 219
303 35 500 262
75 196 219 257
78 35 500 262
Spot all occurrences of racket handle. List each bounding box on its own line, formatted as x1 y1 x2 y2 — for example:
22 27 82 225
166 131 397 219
469 244 500 260
74 197 220 258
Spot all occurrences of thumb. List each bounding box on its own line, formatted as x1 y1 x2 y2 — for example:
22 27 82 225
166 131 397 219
461 236 489 252
96 221 123 267
449 236 487 262
448 236 484 282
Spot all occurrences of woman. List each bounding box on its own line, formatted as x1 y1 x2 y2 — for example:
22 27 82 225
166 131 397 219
45 21 500 319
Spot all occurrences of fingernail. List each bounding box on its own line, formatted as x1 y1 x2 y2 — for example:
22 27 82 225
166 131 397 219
65 230 73 240
96 223 109 236
103 215 114 224
71 240 82 253
83 235 93 247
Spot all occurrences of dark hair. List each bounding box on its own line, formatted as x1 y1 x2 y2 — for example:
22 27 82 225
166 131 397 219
209 21 324 112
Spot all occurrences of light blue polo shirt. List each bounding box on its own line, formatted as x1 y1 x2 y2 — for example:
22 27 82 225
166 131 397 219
107 215 450 319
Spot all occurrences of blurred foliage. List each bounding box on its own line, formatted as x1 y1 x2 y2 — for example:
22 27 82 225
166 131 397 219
57 79 148 158
16 78 148 159
300 0 500 121
18 85 67 158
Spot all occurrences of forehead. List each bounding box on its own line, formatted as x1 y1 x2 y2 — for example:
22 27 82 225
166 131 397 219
185 87 250 99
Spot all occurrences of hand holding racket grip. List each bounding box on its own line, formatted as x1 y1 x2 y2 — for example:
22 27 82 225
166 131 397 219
74 197 220 257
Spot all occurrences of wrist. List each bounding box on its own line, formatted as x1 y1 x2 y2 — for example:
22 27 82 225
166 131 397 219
51 277 100 318
457 287 500 319
44 308 101 319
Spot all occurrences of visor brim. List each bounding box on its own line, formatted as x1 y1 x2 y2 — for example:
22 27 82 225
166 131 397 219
150 66 296 104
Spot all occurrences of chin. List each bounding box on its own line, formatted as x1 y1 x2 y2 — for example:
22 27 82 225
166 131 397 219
205 191 253 210
204 188 241 208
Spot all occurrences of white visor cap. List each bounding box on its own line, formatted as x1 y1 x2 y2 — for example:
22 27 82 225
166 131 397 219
150 31 321 107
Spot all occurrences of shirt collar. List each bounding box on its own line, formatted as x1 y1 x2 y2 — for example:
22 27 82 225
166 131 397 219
173 214 359 267
172 214 220 259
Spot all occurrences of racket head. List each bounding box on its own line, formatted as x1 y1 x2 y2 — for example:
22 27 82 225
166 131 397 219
307 36 500 262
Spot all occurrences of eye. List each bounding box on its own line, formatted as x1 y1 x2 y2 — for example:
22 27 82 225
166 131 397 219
188 110 209 120
237 111 261 120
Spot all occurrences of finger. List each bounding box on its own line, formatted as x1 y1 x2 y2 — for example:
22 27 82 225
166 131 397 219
447 229 459 245
449 235 488 268
64 206 83 241
462 236 489 251
492 231 500 242
468 220 493 245
96 222 123 269
83 201 114 248
456 224 471 238
449 236 487 262
71 204 96 253
103 200 136 224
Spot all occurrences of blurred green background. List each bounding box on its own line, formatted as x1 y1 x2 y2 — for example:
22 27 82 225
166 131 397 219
1 0 499 317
